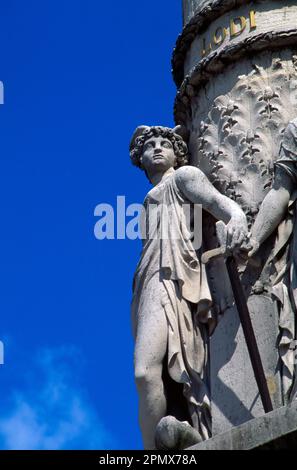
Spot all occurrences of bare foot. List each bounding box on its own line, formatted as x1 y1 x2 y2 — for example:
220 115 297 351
155 416 203 450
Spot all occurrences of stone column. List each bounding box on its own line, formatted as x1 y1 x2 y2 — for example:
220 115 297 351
173 0 297 436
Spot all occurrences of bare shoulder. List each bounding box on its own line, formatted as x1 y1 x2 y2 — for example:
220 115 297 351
174 166 211 202
174 165 205 189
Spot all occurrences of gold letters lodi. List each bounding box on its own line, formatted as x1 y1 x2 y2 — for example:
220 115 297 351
202 10 257 57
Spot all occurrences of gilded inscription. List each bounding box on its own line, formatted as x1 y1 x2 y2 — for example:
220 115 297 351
202 10 257 57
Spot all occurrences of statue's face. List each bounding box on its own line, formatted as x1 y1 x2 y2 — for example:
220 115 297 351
141 136 177 176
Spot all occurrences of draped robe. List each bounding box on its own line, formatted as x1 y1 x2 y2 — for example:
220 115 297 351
131 169 213 438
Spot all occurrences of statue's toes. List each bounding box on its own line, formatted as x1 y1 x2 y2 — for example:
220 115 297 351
155 416 202 450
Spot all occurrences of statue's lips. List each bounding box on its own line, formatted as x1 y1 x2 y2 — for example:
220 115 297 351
153 154 165 161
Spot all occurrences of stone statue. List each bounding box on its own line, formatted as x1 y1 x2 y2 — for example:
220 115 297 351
248 117 297 404
129 125 249 449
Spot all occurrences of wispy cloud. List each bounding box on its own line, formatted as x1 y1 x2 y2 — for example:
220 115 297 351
0 347 117 449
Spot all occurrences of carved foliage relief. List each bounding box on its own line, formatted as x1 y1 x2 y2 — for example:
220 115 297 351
189 49 297 227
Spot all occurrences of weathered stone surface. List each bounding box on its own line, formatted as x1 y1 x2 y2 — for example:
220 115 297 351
174 0 297 438
188 402 297 450
184 2 297 75
210 298 282 436
182 0 206 25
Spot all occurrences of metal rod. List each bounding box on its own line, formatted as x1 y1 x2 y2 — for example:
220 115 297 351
226 256 273 413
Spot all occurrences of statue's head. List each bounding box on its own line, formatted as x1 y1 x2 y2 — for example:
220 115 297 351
129 125 189 180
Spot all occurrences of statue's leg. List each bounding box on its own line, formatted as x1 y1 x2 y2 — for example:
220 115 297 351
134 277 168 450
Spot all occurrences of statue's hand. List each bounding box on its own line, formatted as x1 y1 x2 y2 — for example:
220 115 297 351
236 236 260 263
226 215 249 253
247 238 260 258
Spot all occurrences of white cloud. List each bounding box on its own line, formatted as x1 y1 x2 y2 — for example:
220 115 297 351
0 347 116 450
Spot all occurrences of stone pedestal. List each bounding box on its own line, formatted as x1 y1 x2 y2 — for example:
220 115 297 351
189 401 297 450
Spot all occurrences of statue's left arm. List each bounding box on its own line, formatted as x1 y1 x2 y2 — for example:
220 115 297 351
175 166 248 250
248 119 297 256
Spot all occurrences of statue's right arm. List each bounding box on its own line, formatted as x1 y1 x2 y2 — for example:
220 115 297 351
249 167 294 256
175 165 247 222
175 165 249 250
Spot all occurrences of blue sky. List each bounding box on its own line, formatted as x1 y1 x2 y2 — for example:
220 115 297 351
0 1 182 449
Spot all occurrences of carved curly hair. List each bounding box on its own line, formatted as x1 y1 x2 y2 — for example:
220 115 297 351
130 126 189 172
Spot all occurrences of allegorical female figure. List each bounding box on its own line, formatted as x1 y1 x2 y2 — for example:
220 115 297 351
129 125 248 449
248 118 297 405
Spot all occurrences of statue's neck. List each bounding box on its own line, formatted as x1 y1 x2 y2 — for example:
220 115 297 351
149 167 175 187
